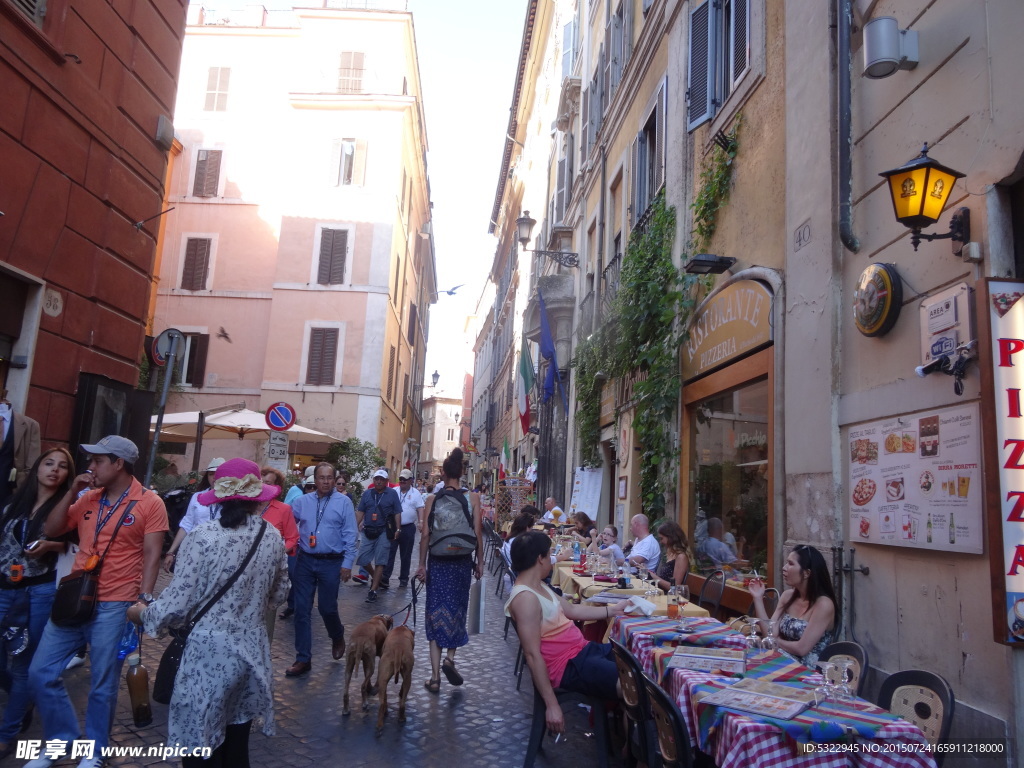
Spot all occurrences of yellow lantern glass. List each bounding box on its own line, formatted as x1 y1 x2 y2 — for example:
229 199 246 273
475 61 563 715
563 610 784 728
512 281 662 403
880 144 964 231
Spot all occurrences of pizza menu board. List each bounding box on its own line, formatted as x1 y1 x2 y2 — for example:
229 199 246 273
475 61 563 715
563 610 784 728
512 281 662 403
847 402 983 553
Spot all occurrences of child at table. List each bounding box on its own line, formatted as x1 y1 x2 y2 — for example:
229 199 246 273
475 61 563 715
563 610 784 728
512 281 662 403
505 531 629 735
748 544 836 667
587 524 626 567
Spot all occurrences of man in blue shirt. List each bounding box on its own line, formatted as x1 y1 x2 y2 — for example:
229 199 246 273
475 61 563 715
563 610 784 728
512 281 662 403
356 469 402 602
286 462 357 677
698 517 739 569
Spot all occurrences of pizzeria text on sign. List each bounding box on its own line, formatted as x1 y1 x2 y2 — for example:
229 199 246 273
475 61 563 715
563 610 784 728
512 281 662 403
999 337 1024 572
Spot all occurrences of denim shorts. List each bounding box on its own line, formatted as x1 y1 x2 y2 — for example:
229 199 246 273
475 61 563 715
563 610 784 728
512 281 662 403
558 642 619 699
357 529 392 566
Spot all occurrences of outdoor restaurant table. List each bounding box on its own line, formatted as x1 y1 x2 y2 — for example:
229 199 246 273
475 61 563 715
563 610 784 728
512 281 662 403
565 572 653 598
611 615 749 671
611 616 938 768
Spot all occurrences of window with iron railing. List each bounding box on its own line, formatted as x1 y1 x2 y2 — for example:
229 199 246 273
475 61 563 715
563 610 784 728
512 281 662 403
602 248 622 317
578 289 595 339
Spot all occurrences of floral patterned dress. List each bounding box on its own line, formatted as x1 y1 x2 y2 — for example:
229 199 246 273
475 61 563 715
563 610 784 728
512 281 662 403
142 514 290 750
777 612 834 668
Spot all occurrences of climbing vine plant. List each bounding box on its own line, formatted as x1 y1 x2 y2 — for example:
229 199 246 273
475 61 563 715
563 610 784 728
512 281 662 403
571 119 740 517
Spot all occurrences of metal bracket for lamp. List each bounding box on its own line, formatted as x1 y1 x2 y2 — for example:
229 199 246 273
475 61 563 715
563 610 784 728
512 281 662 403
515 211 579 268
910 207 970 254
526 248 580 268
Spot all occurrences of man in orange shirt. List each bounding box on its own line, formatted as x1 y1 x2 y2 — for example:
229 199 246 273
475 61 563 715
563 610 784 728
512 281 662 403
27 436 167 768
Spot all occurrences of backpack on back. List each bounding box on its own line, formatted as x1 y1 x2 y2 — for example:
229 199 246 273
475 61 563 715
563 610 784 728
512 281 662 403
428 488 476 558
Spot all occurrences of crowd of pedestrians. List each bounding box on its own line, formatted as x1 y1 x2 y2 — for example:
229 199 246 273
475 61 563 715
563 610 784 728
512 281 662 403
0 432 486 767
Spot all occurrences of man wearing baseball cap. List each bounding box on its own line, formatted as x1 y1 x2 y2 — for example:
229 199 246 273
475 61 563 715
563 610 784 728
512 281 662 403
355 469 401 602
381 469 424 590
28 436 168 768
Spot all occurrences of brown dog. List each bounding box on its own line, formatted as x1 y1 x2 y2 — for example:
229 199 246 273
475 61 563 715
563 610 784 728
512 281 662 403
342 614 393 716
375 624 415 734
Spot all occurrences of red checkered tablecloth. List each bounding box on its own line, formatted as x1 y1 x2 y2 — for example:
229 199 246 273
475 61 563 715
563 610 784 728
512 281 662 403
611 615 749 671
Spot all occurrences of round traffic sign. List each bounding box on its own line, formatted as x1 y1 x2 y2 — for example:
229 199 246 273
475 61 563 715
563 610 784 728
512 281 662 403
151 329 184 367
265 402 296 431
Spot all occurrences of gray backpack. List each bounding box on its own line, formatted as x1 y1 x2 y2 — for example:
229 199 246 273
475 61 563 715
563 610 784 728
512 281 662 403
428 488 476 558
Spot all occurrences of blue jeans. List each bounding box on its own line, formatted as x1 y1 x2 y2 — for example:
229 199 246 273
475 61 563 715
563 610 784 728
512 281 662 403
285 553 296 610
0 582 56 743
29 600 131 751
382 523 416 584
292 555 344 663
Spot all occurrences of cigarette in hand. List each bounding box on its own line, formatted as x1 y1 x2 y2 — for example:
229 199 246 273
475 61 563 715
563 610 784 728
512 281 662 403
554 734 562 744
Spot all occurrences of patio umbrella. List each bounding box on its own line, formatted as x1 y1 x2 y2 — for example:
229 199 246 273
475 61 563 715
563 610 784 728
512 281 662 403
151 408 342 444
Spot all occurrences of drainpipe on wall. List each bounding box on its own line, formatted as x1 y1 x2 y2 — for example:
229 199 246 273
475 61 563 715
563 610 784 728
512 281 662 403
838 0 860 254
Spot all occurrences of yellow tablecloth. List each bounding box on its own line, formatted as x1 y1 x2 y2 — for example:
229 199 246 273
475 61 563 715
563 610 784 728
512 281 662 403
566 572 655 598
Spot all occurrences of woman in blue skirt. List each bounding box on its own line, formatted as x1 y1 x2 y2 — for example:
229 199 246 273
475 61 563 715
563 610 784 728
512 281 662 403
415 448 483 692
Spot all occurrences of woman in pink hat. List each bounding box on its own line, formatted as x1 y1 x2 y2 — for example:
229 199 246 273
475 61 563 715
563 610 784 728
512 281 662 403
128 458 289 767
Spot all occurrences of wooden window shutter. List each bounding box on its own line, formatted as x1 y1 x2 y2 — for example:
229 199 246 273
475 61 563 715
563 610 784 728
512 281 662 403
555 158 566 223
352 140 368 186
193 149 222 197
317 229 347 285
687 0 715 132
580 88 589 162
655 85 666 192
407 303 417 345
598 43 607 119
561 22 573 80
191 334 209 388
11 0 45 26
306 328 338 386
394 362 401 405
629 136 640 227
732 0 750 85
181 238 211 290
387 344 395 399
624 0 635 68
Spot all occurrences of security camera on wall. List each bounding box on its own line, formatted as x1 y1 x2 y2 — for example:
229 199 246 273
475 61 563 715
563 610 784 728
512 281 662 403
863 17 919 79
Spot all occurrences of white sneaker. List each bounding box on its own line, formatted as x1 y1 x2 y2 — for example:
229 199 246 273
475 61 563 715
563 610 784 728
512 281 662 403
65 653 86 670
77 757 105 768
24 758 61 768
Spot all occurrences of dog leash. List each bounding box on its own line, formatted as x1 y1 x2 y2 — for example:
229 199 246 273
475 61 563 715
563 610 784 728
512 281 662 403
389 579 425 629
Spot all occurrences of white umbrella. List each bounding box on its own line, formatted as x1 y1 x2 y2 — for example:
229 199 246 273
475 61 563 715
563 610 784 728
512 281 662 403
151 408 342 444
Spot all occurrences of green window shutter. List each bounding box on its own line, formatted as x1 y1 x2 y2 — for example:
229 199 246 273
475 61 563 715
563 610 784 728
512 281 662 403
687 0 715 132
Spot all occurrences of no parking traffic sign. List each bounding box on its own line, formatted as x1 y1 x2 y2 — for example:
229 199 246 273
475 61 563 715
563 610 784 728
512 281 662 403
265 402 296 431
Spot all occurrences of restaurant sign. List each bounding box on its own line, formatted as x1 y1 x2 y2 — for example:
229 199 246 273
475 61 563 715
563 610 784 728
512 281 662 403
682 280 773 381
978 278 1024 645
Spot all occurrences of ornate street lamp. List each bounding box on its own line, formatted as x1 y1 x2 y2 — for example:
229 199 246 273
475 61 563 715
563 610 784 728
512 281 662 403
516 211 579 268
879 143 969 252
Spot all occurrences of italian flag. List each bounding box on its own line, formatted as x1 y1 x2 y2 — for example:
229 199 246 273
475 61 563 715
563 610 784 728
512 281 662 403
518 337 534 436
500 437 510 480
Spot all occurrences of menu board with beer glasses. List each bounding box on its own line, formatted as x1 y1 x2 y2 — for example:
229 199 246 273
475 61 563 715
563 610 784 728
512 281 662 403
847 402 983 553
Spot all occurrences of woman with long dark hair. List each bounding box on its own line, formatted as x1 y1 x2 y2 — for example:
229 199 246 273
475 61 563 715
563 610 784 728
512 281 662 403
128 458 289 767
415 448 483 693
653 520 690 591
749 544 836 666
568 511 597 547
0 447 73 760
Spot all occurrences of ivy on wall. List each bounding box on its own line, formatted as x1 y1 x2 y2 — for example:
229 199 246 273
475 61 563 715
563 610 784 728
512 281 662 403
571 119 741 518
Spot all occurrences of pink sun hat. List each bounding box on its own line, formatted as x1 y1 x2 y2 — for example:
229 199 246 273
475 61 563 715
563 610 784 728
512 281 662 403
197 458 279 505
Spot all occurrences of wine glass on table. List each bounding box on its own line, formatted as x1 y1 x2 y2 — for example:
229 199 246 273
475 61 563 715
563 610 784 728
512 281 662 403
744 617 762 651
759 619 777 652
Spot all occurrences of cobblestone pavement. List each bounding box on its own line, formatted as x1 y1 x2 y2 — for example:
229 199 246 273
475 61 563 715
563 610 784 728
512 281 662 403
20 552 619 768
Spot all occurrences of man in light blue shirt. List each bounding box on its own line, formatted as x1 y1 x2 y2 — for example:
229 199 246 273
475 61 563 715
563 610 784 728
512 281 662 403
698 517 738 568
285 462 357 678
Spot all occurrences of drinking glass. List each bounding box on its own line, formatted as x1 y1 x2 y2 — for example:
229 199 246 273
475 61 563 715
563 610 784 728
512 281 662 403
759 619 777 652
831 658 855 701
744 617 762 651
815 661 837 705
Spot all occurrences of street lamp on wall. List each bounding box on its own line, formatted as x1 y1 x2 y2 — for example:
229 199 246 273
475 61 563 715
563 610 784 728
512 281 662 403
683 254 736 275
879 144 969 253
414 371 441 390
516 211 580 268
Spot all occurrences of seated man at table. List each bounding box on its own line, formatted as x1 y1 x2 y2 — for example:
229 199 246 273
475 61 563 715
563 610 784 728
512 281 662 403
697 517 741 570
505 531 629 734
624 513 660 572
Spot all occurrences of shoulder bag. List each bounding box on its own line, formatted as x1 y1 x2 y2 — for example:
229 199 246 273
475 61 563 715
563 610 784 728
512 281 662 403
153 520 267 704
51 501 137 627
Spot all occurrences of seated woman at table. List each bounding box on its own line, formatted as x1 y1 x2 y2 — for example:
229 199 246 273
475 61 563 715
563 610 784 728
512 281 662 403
501 509 537 564
748 544 836 667
568 511 597 547
587 525 625 567
652 521 690 592
505 531 629 733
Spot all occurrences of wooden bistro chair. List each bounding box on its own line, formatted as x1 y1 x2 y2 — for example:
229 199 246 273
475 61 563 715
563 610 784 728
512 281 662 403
522 659 610 768
642 673 695 768
698 570 726 618
877 669 956 766
818 641 870 697
611 639 662 768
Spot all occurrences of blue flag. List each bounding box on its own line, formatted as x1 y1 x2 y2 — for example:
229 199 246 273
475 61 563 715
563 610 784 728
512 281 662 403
537 288 568 410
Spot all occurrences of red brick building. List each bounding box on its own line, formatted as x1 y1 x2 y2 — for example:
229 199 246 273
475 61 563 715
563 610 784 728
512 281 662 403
0 0 187 454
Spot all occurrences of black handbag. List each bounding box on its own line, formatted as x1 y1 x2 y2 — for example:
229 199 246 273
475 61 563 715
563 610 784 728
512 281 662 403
152 521 266 704
51 502 136 627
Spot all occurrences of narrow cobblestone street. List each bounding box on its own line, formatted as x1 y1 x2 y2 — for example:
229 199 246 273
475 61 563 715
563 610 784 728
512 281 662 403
35 554 610 768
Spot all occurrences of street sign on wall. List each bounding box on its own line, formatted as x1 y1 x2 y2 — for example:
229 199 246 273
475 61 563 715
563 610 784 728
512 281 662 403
265 402 296 431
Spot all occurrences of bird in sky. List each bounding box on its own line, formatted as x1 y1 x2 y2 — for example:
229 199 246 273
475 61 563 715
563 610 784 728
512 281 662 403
217 326 232 343
439 285 463 296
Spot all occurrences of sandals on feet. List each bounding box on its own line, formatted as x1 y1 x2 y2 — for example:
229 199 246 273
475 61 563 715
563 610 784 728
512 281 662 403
441 658 464 686
424 677 440 693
